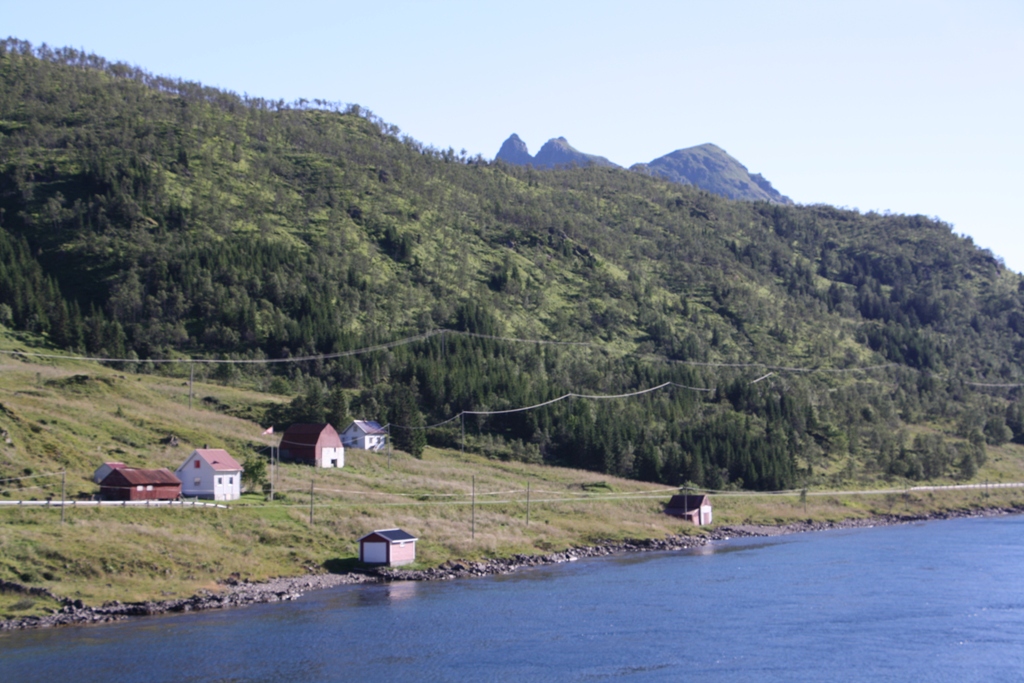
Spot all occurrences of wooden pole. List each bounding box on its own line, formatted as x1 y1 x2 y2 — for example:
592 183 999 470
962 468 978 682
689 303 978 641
461 413 465 454
189 363 194 410
61 469 66 525
309 478 314 525
471 475 476 541
526 481 530 527
270 446 275 501
387 424 392 470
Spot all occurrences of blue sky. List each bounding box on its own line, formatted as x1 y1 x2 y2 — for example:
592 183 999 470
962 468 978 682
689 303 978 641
4 0 1023 270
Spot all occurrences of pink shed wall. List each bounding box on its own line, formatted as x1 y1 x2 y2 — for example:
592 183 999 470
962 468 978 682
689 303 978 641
389 541 416 566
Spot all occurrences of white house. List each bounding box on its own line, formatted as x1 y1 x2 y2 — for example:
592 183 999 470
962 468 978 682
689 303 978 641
340 420 387 451
176 448 243 501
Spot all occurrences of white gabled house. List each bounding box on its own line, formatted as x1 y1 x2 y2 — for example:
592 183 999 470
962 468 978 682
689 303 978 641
176 448 243 501
340 420 387 451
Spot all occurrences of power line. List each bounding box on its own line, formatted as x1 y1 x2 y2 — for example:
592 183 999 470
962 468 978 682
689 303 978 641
385 382 712 431
0 328 902 375
2 326 1019 390
0 471 63 483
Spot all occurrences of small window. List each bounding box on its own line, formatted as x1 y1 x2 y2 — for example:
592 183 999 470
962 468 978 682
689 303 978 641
136 485 143 491
146 485 153 491
218 477 223 485
194 459 201 469
228 476 233 484
194 478 201 486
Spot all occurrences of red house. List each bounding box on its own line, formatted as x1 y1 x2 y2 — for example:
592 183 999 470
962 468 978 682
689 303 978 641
359 528 418 566
665 494 713 525
279 423 345 468
99 468 182 501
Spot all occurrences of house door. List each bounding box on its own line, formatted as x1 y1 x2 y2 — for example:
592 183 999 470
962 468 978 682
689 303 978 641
362 542 387 564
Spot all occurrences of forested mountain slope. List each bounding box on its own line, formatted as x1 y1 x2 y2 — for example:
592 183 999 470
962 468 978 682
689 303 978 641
2 39 1023 492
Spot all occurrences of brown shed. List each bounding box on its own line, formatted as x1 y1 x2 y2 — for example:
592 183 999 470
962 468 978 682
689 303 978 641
665 494 713 525
279 423 345 468
99 467 182 501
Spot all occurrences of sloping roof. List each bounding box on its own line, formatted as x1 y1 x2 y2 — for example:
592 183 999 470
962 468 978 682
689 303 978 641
281 423 337 448
104 467 181 486
358 528 418 543
103 461 127 469
193 448 242 472
666 494 710 512
348 420 385 435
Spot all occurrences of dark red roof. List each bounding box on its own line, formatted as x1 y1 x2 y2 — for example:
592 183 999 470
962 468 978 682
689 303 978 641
280 423 338 448
666 494 710 512
103 467 181 486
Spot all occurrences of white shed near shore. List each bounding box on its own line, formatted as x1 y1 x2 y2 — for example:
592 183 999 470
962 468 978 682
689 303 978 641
176 449 243 501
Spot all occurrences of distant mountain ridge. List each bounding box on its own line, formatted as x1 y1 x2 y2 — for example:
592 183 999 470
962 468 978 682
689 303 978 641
496 135 792 205
497 134 620 170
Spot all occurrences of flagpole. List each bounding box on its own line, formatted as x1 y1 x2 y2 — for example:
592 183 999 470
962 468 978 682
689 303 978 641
262 425 275 501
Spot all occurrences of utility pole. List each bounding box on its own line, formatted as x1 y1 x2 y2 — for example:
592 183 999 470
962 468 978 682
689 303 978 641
387 424 392 470
471 475 476 541
309 478 314 525
526 481 530 527
61 469 66 525
269 446 275 502
189 363 194 410
461 413 465 454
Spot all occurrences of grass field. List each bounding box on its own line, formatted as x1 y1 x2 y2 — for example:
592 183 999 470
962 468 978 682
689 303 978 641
2 330 1024 619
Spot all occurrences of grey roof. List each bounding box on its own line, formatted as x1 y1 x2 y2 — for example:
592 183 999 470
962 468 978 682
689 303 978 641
348 420 385 435
359 528 418 543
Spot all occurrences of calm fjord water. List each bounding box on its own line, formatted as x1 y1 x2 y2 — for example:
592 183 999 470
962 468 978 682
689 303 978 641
2 516 1023 682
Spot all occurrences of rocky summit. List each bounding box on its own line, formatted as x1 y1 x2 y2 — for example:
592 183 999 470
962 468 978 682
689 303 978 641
495 134 621 169
496 135 791 204
495 133 533 165
631 143 794 205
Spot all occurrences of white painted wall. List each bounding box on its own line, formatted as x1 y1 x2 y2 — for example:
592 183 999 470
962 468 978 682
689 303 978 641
341 424 386 452
700 504 713 525
176 451 241 500
320 446 344 468
362 541 387 564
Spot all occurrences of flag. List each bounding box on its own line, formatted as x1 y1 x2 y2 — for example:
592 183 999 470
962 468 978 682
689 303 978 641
262 426 274 435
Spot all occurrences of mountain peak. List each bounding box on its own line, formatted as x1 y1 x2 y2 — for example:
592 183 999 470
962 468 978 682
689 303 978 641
495 135 620 170
495 133 533 166
635 144 793 205
495 134 791 204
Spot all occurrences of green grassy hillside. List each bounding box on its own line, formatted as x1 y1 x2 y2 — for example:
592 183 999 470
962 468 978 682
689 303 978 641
2 329 1024 619
0 38 1023 498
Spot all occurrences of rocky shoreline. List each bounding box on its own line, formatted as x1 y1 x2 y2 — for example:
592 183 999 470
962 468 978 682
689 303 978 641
3 505 1020 632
